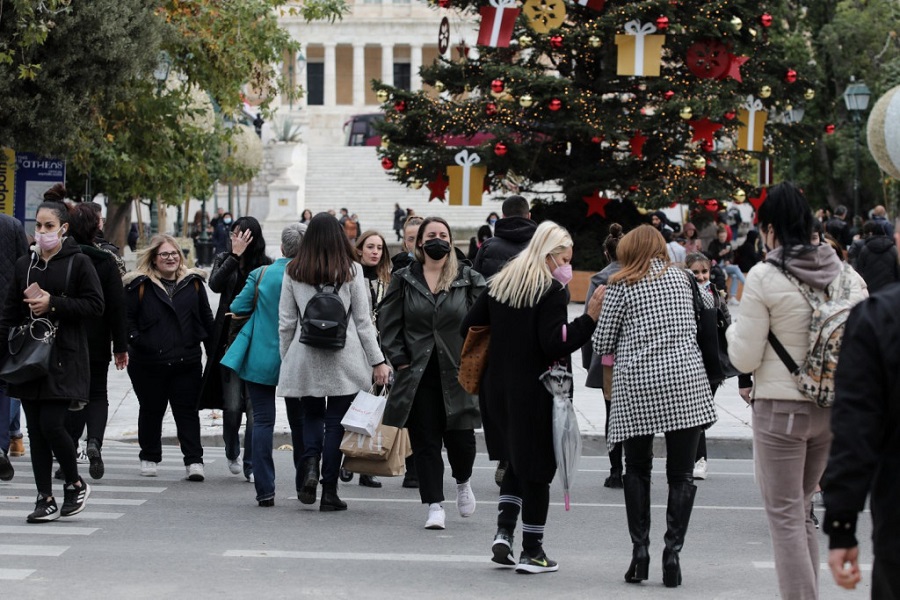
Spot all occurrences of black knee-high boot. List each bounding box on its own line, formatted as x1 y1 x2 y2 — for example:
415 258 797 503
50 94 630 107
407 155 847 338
623 473 651 583
662 482 697 588
298 457 320 505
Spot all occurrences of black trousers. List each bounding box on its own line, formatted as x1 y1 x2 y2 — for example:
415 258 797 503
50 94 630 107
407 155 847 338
406 368 476 505
874 557 900 600
128 361 204 465
624 426 702 485
22 400 80 496
498 462 550 551
65 360 110 447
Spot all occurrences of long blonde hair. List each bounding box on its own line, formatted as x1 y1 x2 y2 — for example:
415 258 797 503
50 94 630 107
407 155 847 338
489 221 573 309
135 234 187 280
413 217 459 292
609 225 670 285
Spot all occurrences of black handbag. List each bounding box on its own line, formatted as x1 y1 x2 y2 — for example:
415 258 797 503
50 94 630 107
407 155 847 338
0 318 58 384
689 273 740 385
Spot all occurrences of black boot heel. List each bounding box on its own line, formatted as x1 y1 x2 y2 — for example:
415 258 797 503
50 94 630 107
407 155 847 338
298 458 319 505
662 548 682 588
624 545 649 583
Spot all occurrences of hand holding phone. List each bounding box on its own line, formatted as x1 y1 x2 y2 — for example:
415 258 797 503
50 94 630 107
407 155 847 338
24 283 42 300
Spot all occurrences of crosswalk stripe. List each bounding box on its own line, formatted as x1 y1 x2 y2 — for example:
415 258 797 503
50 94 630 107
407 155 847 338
0 510 123 520
752 561 872 572
224 550 487 563
0 568 35 580
0 544 68 557
79 473 186 482
0 526 98 536
0 496 146 506
0 484 165 494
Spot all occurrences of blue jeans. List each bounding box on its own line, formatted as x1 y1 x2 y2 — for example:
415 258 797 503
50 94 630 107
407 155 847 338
301 395 354 485
247 382 276 502
723 264 745 297
285 397 305 494
0 388 11 453
10 397 22 436
222 367 252 473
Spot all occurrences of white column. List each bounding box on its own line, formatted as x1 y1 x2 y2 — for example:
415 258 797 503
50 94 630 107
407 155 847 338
297 43 308 110
352 43 366 106
381 43 394 86
324 42 337 107
410 44 423 91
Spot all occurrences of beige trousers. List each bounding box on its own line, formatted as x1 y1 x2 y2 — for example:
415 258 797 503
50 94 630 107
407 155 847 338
752 399 832 600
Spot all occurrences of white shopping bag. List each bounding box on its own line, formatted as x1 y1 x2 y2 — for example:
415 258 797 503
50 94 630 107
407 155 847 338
340 387 387 437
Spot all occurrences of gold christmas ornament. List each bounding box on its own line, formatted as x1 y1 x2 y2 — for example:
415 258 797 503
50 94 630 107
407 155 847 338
434 81 446 92
679 106 693 120
397 154 410 169
519 94 534 108
410 179 424 190
804 88 816 100
376 89 390 103
748 27 758 38
518 34 534 48
692 156 707 170
522 0 566 34
588 35 601 48
381 136 390 148
732 189 746 203
759 85 772 99
730 16 743 30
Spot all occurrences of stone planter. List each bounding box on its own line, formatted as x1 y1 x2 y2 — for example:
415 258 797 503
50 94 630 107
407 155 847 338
269 142 299 173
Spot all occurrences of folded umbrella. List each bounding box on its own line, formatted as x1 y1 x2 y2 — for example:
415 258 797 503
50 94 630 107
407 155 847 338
540 363 582 511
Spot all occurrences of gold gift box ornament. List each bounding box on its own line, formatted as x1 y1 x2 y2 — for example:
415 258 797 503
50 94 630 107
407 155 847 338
615 20 666 77
448 149 486 206
737 95 768 152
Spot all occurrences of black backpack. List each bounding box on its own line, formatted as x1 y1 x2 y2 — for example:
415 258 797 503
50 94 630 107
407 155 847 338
299 283 348 349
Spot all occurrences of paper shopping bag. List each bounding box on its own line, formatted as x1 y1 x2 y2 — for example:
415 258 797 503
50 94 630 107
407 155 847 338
340 388 388 437
343 429 412 477
340 422 402 460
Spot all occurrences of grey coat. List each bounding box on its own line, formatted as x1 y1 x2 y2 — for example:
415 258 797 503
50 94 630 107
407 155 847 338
277 262 385 398
380 262 486 430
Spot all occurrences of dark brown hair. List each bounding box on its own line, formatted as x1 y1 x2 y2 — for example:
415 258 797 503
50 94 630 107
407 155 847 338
604 223 624 261
68 203 101 244
287 212 357 285
355 230 392 284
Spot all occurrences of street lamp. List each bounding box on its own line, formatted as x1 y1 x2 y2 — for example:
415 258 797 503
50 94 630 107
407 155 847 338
843 77 872 219
148 52 173 236
287 51 306 111
780 105 805 180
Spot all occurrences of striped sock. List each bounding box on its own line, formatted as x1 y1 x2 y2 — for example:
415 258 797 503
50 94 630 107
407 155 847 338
497 494 522 531
522 522 545 553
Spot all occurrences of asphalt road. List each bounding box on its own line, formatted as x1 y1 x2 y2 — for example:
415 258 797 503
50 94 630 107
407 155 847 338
1 442 873 599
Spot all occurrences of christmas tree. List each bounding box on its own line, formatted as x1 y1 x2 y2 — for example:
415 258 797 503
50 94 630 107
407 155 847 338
374 1 816 265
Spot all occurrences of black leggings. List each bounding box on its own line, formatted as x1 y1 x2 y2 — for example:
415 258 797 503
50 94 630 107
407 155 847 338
624 426 702 485
65 360 110 447
22 400 80 496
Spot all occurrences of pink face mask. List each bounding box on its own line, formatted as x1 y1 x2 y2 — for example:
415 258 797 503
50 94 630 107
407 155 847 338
551 256 573 286
34 228 64 252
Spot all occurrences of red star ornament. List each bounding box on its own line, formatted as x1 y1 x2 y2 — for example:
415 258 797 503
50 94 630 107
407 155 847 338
427 173 449 202
629 131 648 158
748 187 767 223
688 117 723 145
721 54 749 83
583 190 613 218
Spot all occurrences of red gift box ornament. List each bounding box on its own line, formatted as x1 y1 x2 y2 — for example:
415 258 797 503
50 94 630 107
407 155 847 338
478 0 521 48
573 0 605 11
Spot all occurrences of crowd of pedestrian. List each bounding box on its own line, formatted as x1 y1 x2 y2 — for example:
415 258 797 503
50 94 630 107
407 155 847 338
2 185 899 597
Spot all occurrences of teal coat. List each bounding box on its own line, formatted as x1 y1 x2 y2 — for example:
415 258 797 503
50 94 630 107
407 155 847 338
221 257 288 386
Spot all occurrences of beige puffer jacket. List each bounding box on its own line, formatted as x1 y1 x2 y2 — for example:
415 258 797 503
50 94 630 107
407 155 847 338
726 245 868 401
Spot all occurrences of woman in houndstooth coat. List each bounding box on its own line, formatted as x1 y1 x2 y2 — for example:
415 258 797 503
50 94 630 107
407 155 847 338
592 225 717 589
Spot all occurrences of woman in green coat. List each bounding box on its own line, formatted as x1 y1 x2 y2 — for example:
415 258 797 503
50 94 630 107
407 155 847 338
380 217 486 531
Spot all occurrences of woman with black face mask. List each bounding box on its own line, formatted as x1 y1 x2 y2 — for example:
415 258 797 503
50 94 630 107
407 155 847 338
380 217 486 531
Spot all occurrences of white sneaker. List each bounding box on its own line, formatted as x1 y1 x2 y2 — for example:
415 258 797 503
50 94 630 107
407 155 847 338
76 444 89 465
456 480 476 517
425 503 446 530
186 463 205 482
728 296 740 306
693 458 708 480
140 460 158 477
247 473 255 483
227 458 242 475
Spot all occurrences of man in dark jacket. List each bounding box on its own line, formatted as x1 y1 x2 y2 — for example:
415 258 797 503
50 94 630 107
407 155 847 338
472 196 537 278
0 214 29 480
825 205 853 249
824 277 900 598
854 221 900 293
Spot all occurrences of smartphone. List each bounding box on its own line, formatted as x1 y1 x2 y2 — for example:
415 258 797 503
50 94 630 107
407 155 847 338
24 283 42 299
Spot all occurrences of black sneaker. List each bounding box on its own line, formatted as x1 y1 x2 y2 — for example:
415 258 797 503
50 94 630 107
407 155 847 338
604 472 624 489
87 439 104 480
61 477 91 517
0 450 14 481
515 548 559 574
491 528 516 567
402 475 419 489
27 495 60 523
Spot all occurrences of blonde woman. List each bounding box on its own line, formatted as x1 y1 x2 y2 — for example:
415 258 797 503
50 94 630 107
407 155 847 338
592 225 717 588
124 234 214 481
462 221 604 573
380 217 486 530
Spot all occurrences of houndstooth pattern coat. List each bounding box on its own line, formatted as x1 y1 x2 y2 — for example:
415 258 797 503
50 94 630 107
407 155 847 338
593 260 717 449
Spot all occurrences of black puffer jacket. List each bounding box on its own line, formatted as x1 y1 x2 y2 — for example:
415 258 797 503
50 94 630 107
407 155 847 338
0 214 29 309
472 216 537 278
854 235 900 294
123 269 213 366
79 244 128 363
0 238 104 402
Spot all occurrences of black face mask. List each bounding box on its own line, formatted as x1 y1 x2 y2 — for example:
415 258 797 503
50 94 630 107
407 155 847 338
422 238 451 260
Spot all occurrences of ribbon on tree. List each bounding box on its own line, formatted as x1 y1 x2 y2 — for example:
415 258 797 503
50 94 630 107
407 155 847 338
615 20 665 77
737 96 767 152
478 0 520 48
448 150 486 206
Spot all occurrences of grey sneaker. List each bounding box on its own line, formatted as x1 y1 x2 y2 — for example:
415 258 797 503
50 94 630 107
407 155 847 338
186 463 205 482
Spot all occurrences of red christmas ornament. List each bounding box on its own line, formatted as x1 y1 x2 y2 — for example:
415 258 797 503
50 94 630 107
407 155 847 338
721 54 749 83
655 15 670 31
664 90 675 100
549 35 564 49
427 173 449 202
825 124 836 134
548 98 563 111
486 102 498 116
583 190 613 218
685 40 730 79
591 136 603 144
494 142 508 157
629 185 639 192
381 157 394 170
702 140 714 153
785 69 798 84
394 100 407 112
760 13 773 27
491 79 505 93
629 131 648 158
438 0 450 7
704 199 719 213
723 111 736 121
688 118 724 145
